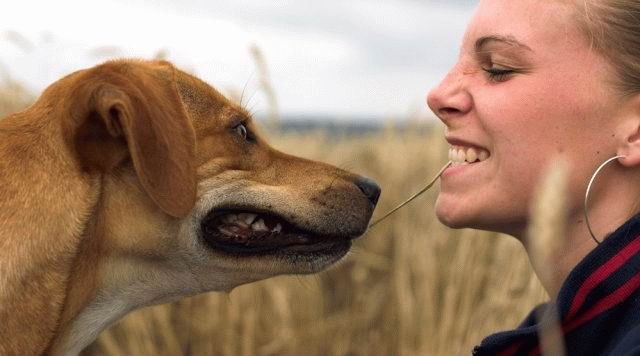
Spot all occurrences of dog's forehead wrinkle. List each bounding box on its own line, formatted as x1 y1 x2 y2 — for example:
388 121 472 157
197 158 225 172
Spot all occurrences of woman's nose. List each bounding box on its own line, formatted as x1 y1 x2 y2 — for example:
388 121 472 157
427 66 472 123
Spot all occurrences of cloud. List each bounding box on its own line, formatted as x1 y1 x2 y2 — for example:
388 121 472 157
0 0 476 118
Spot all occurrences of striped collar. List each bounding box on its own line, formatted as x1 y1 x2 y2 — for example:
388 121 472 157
474 214 640 356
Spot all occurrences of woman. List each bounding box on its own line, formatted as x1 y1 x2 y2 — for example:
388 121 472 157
427 0 640 355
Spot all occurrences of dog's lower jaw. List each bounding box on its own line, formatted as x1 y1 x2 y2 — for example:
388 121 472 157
275 241 353 274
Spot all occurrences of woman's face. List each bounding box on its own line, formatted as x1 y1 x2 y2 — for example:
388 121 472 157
427 0 621 236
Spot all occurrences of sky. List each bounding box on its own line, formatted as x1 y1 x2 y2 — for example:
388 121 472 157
0 0 477 121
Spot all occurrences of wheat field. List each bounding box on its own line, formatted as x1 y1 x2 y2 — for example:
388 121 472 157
0 75 548 356
88 127 548 356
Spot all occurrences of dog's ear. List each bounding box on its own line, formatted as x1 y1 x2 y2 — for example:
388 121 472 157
70 61 197 218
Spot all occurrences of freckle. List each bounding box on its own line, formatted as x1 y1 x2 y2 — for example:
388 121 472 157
597 151 600 155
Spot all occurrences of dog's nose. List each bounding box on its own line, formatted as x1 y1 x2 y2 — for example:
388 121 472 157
355 176 381 207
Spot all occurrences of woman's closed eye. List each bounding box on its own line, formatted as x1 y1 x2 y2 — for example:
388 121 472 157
482 65 517 82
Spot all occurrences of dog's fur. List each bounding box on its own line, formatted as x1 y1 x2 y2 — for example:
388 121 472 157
0 59 378 355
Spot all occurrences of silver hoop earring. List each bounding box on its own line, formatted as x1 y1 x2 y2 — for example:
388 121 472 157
584 155 626 244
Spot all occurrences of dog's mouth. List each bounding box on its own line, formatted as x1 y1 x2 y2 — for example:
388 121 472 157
200 209 353 256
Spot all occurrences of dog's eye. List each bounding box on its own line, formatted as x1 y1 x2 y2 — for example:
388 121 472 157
234 124 248 140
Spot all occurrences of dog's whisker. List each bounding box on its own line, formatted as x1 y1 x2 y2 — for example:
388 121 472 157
244 89 260 112
244 94 259 115
327 174 339 190
239 70 256 108
337 163 357 172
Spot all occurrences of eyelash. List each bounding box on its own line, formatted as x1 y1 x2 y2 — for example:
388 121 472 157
482 67 516 82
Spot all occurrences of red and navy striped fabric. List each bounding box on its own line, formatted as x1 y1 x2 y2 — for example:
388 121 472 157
472 215 640 356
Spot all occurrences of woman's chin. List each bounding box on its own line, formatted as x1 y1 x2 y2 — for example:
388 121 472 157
435 199 525 237
435 199 474 229
435 197 499 230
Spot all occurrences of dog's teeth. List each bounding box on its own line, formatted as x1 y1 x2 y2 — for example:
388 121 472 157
218 226 236 237
272 223 282 233
251 219 269 232
236 221 249 228
238 213 257 225
222 214 238 223
235 218 250 228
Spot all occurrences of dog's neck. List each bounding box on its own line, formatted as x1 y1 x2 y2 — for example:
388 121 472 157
46 164 206 355
0 116 166 355
0 113 101 355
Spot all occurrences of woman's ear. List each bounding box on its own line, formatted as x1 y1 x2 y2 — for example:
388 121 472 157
616 94 640 168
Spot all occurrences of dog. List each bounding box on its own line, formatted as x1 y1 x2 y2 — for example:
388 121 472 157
0 59 380 355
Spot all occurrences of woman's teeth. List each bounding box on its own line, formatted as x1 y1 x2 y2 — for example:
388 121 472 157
448 146 489 166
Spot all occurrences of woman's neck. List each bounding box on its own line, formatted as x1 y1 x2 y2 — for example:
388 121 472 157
526 166 640 299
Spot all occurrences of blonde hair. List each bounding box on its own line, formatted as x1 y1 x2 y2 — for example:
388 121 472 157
576 0 640 95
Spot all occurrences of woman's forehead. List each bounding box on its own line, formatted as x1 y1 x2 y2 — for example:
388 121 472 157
461 0 583 53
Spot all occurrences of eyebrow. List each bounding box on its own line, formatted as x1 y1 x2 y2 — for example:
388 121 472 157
474 35 533 53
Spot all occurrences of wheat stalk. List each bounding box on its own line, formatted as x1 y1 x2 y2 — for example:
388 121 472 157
527 160 569 356
249 44 280 130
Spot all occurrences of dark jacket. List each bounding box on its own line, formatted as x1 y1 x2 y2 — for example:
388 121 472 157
473 215 640 356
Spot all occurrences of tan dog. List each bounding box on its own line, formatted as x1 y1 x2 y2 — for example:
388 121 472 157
0 59 380 355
